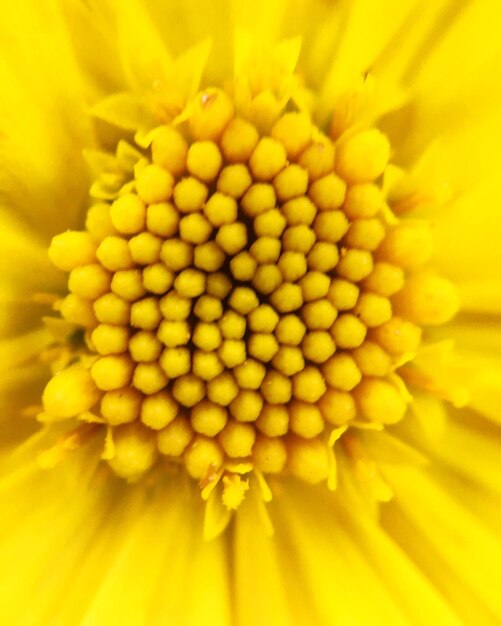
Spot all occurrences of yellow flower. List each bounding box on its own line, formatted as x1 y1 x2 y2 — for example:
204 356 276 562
1 0 501 624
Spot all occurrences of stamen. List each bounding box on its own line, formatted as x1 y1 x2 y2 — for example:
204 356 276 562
43 83 456 513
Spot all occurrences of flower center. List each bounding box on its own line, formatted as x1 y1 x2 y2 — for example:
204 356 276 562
43 87 458 510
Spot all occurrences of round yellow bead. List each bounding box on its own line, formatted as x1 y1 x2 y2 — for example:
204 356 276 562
271 112 312 158
193 295 223 322
191 400 228 436
111 269 146 302
193 322 222 351
343 183 383 219
254 208 287 238
173 177 208 213
344 218 385 251
203 192 238 226
91 355 135 391
129 232 162 265
292 366 326 402
207 272 232 299
133 362 168 395
192 351 224 381
289 401 324 438
207 372 239 406
218 339 247 368
362 262 405 297
136 164 174 204
187 140 223 182
160 239 193 271
142 263 174 295
302 331 336 363
354 378 407 424
194 241 226 272
42 364 100 419
233 359 266 390
179 213 213 244
261 370 292 404
49 231 97 271
158 346 191 376
230 390 264 422
172 374 206 408
248 304 279 333
230 252 258 281
298 137 335 180
318 389 356 425
174 268 206 298
278 251 307 282
351 341 391 377
219 421 256 458
184 435 224 479
157 416 193 456
274 164 309 202
108 422 157 479
256 404 289 437
157 320 191 347
252 264 283 295
335 129 390 183
215 222 248 255
217 164 252 198
274 314 306 345
371 317 422 355
159 292 191 321
101 387 143 425
130 298 162 330
353 292 392 327
141 390 179 430
86 203 117 241
129 331 162 362
321 353 362 391
327 279 359 310
220 117 259 162
189 88 234 141
249 137 287 181
282 225 316 253
331 314 367 349
151 126 188 177
253 435 288 473
299 271 330 301
94 293 130 325
269 283 303 313
110 194 146 234
313 212 349 243
91 324 129 355
69 264 111 300
60 294 97 328
250 237 281 264
287 436 329 484
336 249 374 282
281 197 317 226
248 333 279 363
228 286 259 315
146 202 179 237
241 184 276 217
307 242 339 272
218 310 246 339
301 299 338 330
271 346 305 376
309 173 346 211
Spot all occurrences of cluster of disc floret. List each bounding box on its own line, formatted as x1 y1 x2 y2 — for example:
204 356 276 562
45 87 454 505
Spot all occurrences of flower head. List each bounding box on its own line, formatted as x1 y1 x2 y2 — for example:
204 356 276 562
1 0 501 624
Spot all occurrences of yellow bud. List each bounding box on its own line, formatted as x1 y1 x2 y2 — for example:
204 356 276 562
108 422 157 480
49 231 96 271
43 365 100 418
